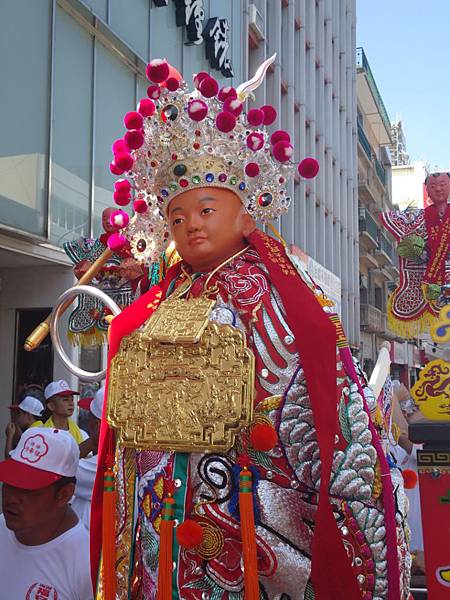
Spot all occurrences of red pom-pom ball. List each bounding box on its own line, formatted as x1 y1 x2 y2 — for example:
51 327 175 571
223 97 243 117
112 139 127 154
261 104 277 125
215 111 236 133
272 140 294 162
166 77 180 92
124 111 144 130
114 179 131 194
146 58 170 83
247 108 264 127
114 151 134 172
246 132 264 152
147 85 161 100
113 191 131 206
187 99 208 122
124 129 144 150
193 71 209 89
138 98 156 118
250 423 278 452
110 161 124 176
133 199 148 214
298 157 319 179
107 232 129 252
245 162 260 177
199 76 219 98
110 209 129 229
218 86 237 102
402 469 418 489
176 519 203 549
270 130 290 146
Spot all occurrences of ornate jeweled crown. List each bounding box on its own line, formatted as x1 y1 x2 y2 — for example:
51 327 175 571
107 55 319 263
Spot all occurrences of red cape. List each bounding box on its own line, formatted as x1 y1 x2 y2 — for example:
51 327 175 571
91 230 362 599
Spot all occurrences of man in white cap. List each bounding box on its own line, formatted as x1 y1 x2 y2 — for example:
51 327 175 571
0 427 93 599
41 379 88 445
4 396 45 458
71 385 104 530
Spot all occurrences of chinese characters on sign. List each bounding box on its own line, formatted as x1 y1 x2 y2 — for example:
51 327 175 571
153 0 234 77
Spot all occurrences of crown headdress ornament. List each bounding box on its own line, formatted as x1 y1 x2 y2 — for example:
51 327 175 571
106 55 319 263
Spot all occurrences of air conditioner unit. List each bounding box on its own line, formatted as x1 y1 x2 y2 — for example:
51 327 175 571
249 3 265 41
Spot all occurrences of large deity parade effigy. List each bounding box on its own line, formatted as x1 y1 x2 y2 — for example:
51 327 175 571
29 57 413 599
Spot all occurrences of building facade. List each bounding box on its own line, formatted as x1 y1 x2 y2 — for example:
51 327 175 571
356 47 399 375
0 0 358 441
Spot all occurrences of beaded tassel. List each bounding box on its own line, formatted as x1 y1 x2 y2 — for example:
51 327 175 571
157 495 176 600
239 467 259 600
102 466 117 600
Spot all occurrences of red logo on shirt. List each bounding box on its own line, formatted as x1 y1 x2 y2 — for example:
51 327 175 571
20 435 49 464
26 583 58 599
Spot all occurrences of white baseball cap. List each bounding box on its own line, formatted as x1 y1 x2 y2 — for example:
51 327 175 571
9 396 44 417
44 379 79 401
78 386 105 420
0 427 79 490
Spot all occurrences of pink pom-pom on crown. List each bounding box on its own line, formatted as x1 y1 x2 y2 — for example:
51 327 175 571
270 130 290 146
147 85 161 100
124 129 144 150
114 151 134 172
199 76 219 98
272 140 294 162
138 98 156 118
193 71 209 89
223 97 243 117
246 132 264 152
112 139 127 154
298 157 319 179
247 108 264 127
113 191 131 206
261 104 277 125
187 99 208 122
114 179 131 194
218 86 237 102
110 209 130 229
110 161 124 176
124 111 144 130
165 77 180 92
216 111 236 133
133 199 148 213
245 162 260 177
107 232 129 252
146 58 170 83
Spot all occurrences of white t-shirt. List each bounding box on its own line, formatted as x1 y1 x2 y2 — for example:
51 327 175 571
0 514 93 600
71 454 98 530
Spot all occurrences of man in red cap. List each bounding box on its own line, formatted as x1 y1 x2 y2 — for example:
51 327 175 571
0 427 93 599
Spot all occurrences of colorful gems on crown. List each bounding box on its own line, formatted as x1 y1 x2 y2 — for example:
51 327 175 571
218 173 227 182
239 182 246 190
230 176 237 185
173 164 187 176
161 104 178 122
169 183 178 192
192 175 201 184
136 238 147 252
258 192 273 207
161 189 169 197
205 173 214 182
179 178 189 188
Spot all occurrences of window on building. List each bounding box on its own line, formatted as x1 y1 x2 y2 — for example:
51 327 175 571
93 42 135 237
0 0 51 237
50 5 93 247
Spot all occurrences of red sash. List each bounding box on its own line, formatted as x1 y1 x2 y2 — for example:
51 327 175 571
424 203 450 285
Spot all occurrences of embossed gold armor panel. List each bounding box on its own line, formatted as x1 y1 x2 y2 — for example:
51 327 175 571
107 299 255 452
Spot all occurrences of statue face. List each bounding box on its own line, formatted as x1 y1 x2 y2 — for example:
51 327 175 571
426 173 450 206
167 187 255 272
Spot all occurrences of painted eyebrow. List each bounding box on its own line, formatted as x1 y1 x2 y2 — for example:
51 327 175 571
169 196 217 215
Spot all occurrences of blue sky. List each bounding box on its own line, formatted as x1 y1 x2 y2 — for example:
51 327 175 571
356 0 450 170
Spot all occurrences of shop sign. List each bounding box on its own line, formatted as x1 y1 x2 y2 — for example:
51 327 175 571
153 0 234 77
